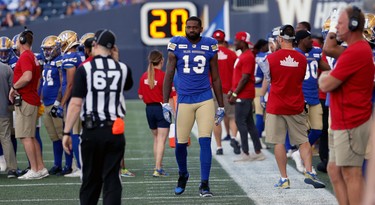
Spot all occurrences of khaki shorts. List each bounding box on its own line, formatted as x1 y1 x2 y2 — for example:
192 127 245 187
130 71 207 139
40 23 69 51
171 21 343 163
176 99 215 143
329 119 371 166
213 93 235 118
43 105 63 141
265 112 308 145
254 88 264 115
15 101 38 138
307 104 323 130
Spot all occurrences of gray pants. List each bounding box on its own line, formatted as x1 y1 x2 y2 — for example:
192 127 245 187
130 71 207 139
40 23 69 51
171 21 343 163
235 99 262 154
0 118 17 170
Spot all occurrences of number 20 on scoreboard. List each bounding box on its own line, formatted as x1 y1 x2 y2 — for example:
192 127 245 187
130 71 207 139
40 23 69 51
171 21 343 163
140 2 197 46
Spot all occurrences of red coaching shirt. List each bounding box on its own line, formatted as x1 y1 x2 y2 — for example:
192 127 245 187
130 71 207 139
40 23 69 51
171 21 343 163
218 45 237 94
13 50 41 106
138 68 165 104
232 49 255 99
330 40 374 130
266 49 307 115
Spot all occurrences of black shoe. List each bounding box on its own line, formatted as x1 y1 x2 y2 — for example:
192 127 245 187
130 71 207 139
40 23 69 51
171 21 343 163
317 162 327 173
216 148 223 155
230 139 241 155
7 170 18 178
57 166 73 176
199 182 213 197
49 166 62 175
222 134 231 141
20 167 30 175
175 172 189 195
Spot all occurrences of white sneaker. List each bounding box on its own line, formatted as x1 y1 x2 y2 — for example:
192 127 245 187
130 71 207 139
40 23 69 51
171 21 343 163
18 169 41 180
234 153 252 162
261 131 266 138
286 149 293 158
0 155 7 171
64 169 81 177
292 150 305 173
37 168 49 179
250 152 266 161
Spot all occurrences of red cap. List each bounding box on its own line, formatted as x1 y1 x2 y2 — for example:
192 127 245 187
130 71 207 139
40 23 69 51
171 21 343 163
235 31 251 44
212 30 225 41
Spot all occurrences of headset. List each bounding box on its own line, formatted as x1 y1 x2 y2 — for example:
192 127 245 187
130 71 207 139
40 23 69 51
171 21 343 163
348 6 361 31
19 27 33 45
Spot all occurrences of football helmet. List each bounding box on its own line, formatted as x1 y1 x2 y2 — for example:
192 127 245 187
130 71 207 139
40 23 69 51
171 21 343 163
41 35 61 61
11 34 20 57
57 30 80 53
79 32 95 46
321 16 331 40
364 13 375 45
0 36 13 63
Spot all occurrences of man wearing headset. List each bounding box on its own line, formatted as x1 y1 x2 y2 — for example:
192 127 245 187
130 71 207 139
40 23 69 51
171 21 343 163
8 29 48 180
319 6 375 205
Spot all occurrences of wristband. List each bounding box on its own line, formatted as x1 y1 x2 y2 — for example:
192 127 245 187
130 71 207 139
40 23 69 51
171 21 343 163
54 101 61 106
63 132 70 136
12 85 17 90
232 92 237 97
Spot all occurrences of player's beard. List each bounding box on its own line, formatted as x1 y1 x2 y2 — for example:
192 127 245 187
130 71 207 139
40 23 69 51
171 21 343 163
187 32 200 41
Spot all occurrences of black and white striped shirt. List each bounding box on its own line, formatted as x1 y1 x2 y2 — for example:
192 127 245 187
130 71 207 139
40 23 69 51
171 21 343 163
72 56 133 122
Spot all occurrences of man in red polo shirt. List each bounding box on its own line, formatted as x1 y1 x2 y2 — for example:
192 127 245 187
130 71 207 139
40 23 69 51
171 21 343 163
319 6 374 205
211 30 239 155
8 29 48 180
259 25 325 189
228 31 265 162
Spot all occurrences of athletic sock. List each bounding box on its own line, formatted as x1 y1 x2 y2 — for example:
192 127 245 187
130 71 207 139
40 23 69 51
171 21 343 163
53 140 63 167
71 134 81 169
199 137 212 181
175 142 188 175
255 114 264 138
308 129 322 146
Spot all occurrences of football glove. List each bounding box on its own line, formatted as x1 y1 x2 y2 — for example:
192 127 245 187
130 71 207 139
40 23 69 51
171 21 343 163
215 107 225 126
260 96 266 109
162 103 173 123
37 104 44 118
56 106 64 119
50 101 60 118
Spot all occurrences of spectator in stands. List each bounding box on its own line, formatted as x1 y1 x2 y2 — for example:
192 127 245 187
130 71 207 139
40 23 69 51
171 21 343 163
28 0 41 21
13 0 29 25
0 1 13 29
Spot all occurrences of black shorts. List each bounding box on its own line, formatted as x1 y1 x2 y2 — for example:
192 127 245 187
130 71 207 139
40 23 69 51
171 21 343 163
146 103 170 129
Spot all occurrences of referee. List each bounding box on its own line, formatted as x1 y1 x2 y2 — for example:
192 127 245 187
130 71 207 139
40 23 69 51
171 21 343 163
62 29 133 205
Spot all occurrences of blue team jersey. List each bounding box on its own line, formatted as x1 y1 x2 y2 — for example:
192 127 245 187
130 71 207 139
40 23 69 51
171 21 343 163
61 51 82 96
255 52 267 88
42 55 63 106
8 53 18 70
35 52 46 97
296 47 322 105
167 36 218 103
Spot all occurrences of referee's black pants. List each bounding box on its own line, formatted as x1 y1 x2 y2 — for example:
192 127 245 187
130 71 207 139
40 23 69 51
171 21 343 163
79 125 125 205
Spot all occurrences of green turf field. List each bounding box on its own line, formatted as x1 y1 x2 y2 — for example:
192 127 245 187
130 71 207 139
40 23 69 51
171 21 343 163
0 100 254 205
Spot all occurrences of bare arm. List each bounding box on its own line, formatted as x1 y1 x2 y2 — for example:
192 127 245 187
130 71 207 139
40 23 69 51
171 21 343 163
61 67 76 107
9 70 32 102
323 33 345 59
163 52 176 103
210 53 224 107
62 97 82 154
318 71 343 92
318 59 331 71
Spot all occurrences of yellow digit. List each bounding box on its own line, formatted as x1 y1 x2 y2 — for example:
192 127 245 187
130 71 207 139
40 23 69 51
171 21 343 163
171 9 188 36
150 9 167 38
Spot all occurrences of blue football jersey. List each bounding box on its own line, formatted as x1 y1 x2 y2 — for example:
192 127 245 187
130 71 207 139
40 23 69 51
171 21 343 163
255 52 267 88
167 36 218 101
61 51 82 97
296 47 322 105
8 53 18 70
42 55 63 106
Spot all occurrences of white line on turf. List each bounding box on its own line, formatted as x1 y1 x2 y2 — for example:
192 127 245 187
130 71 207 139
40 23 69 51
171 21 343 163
191 122 338 205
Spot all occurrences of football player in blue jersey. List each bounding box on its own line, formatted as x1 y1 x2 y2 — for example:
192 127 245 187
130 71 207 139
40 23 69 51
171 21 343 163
9 34 20 70
40 35 66 175
163 16 224 197
53 30 82 177
294 30 330 173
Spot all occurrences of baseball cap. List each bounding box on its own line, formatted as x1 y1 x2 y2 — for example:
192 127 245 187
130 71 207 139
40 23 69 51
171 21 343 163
94 29 116 49
295 30 311 43
212 30 225 42
235 31 251 44
279 24 295 40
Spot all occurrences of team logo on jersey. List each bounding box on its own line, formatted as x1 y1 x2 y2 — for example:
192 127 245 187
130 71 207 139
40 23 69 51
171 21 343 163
211 44 218 51
280 55 298 67
168 42 176 51
201 45 209 50
144 79 158 85
218 50 228 60
178 44 188 49
56 60 62 67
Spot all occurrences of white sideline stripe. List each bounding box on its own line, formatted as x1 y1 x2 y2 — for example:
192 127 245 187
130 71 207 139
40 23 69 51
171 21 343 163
0 195 248 202
0 179 234 187
191 122 338 205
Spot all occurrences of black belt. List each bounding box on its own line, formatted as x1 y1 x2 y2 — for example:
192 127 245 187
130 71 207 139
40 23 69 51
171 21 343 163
146 102 161 106
83 120 114 128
